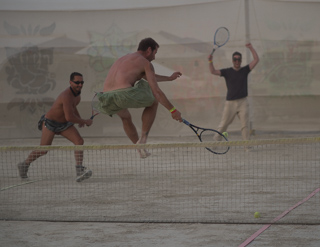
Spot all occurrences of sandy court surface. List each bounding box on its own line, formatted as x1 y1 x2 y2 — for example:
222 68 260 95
1 133 320 247
1 220 320 247
1 221 320 247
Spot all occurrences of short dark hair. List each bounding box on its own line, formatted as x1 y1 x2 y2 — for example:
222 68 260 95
137 37 159 52
70 72 83 81
232 51 242 59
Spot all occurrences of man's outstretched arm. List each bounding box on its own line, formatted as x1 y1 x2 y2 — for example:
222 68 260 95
246 43 259 70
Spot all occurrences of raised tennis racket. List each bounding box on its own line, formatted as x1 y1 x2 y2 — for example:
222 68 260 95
182 119 229 154
90 93 101 119
210 27 230 56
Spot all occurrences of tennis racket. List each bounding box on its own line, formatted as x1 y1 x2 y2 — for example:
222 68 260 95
182 119 229 154
90 93 101 119
210 27 230 56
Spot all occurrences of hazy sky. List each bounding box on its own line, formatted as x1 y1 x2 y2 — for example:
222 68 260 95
0 0 315 11
0 0 220 11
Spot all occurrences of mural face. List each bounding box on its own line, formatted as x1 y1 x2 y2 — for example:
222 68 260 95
6 45 56 95
4 21 56 94
3 22 57 135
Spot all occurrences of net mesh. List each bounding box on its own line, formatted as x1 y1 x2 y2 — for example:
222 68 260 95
1 138 319 224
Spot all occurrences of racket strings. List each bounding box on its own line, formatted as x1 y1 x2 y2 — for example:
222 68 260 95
200 130 229 154
90 93 102 119
91 93 101 111
215 29 229 46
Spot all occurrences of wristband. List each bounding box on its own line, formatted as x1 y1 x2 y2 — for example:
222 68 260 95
169 107 176 113
171 109 177 114
208 60 213 63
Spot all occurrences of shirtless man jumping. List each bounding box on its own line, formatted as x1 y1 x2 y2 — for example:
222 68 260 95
96 37 183 157
17 72 93 182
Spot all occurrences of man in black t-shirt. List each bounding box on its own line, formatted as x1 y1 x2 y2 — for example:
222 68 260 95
208 43 259 142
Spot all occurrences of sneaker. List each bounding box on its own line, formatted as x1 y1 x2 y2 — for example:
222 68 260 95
17 161 29 178
75 165 92 182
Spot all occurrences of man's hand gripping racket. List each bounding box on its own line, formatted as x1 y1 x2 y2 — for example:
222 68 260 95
182 119 229 155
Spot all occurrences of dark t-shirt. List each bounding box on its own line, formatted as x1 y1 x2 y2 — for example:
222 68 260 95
220 65 251 100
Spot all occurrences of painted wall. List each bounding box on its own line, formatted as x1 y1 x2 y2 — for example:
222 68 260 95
0 0 319 139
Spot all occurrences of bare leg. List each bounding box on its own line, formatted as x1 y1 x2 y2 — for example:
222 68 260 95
60 126 84 165
117 109 146 157
60 126 92 181
136 101 158 158
18 123 55 178
25 123 55 164
139 101 158 144
117 101 158 158
117 109 139 144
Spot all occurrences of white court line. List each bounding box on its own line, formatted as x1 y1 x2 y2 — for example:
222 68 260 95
239 187 320 247
1 179 44 191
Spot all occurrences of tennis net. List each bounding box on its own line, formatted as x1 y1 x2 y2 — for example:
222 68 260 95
1 138 319 224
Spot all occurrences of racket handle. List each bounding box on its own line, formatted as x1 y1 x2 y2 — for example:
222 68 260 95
182 119 190 125
90 114 97 120
210 48 216 56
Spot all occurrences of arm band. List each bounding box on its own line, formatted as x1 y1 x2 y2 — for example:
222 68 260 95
169 107 176 113
171 109 177 114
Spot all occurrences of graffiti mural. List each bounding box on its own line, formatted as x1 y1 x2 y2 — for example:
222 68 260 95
87 23 137 92
3 21 57 134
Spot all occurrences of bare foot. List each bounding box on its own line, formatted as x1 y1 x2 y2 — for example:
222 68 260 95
137 149 151 158
136 139 151 158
